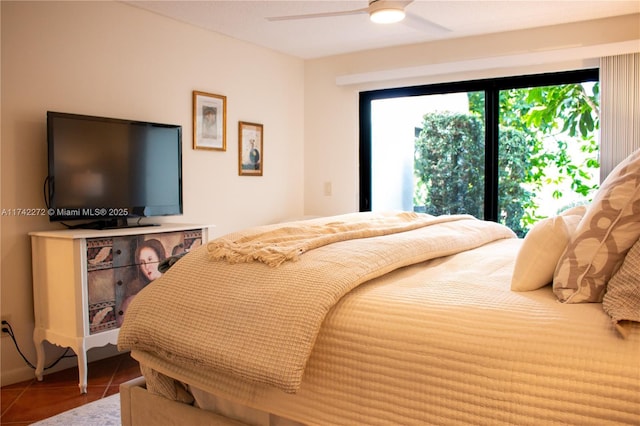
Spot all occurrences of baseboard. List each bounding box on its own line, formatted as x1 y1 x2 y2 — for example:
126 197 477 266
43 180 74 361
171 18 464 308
1 344 124 387
1 364 39 386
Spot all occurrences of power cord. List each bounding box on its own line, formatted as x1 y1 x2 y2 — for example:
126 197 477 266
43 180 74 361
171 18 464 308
2 320 75 370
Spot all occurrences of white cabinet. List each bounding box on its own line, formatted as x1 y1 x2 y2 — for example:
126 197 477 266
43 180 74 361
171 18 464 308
30 223 214 393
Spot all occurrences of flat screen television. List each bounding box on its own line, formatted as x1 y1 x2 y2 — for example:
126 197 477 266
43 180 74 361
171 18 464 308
46 111 183 228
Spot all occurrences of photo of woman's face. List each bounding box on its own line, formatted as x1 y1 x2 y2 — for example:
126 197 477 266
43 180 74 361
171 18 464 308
139 246 162 281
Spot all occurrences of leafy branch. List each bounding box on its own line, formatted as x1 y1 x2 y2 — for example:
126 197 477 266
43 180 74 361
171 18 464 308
414 82 599 235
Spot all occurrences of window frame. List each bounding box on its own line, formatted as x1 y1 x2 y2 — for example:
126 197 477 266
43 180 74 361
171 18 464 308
359 68 599 221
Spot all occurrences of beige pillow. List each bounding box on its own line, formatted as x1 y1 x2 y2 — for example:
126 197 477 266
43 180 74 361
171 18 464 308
553 148 640 303
602 237 640 338
560 204 587 216
511 214 583 292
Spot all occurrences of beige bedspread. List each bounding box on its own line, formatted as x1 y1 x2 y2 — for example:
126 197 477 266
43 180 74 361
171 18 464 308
118 212 515 393
130 237 640 425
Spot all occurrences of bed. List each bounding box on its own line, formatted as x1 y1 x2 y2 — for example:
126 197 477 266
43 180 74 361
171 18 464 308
118 150 640 426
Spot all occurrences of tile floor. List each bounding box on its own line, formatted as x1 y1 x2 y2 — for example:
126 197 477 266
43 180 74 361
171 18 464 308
1 352 140 425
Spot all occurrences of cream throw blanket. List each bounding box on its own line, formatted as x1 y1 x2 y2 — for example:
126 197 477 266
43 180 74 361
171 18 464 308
208 211 467 267
119 212 516 393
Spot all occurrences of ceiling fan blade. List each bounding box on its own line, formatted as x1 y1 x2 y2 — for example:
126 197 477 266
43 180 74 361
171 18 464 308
403 11 451 33
267 7 368 22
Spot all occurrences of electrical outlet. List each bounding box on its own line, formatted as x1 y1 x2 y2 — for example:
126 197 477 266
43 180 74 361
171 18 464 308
323 181 332 196
1 314 11 337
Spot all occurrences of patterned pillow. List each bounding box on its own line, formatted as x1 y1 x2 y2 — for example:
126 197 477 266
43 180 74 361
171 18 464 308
553 148 640 303
511 214 583 292
603 237 640 338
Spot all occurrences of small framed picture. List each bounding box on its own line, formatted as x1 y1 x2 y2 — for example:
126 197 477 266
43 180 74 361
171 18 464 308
193 91 226 151
238 121 263 176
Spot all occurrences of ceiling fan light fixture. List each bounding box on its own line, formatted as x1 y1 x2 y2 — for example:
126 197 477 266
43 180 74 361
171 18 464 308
370 7 405 24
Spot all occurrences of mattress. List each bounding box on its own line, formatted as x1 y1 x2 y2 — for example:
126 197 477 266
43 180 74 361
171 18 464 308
129 237 640 425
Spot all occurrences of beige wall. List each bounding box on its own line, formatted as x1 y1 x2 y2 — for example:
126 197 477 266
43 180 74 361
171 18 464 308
1 1 304 384
303 14 640 215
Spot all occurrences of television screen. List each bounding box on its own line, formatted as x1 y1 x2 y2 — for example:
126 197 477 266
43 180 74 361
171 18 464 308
47 111 183 227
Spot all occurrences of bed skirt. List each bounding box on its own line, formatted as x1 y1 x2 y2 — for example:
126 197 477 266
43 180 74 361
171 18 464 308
120 377 248 426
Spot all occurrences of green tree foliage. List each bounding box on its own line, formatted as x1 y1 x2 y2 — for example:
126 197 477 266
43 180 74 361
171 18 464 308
414 113 532 236
414 113 485 218
415 83 599 236
497 127 533 236
500 84 600 209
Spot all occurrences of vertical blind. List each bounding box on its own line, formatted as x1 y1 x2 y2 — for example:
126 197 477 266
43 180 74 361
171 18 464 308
600 52 640 180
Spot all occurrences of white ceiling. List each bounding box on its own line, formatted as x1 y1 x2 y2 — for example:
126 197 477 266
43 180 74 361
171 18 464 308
124 0 640 59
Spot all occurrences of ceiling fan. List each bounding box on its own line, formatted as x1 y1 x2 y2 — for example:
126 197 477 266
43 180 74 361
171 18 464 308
267 0 451 32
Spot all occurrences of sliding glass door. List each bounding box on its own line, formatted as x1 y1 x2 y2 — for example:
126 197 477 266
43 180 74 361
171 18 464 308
360 70 599 236
371 92 484 213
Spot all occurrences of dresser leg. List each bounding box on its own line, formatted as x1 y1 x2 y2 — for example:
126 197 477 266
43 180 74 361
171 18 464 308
32 328 45 381
76 340 88 394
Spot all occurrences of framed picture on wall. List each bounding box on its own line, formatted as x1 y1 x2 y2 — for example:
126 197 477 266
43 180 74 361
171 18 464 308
193 91 226 151
238 121 263 176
